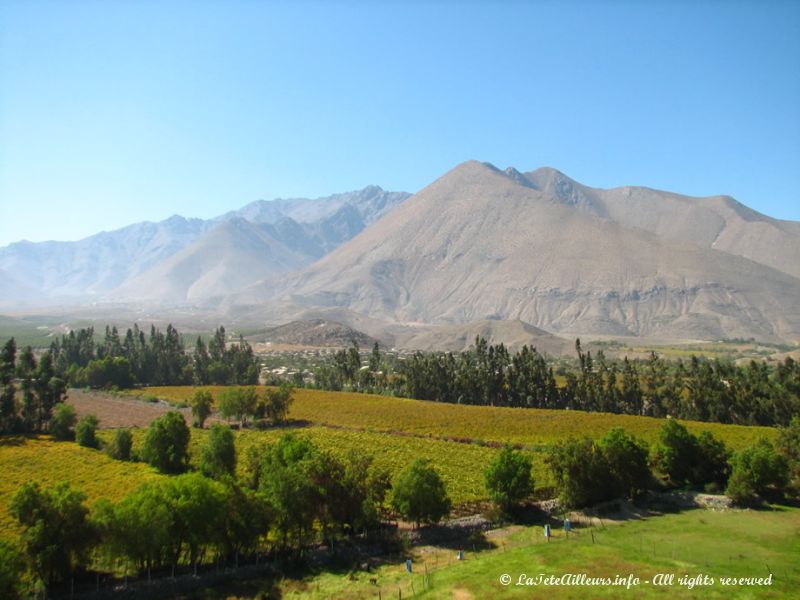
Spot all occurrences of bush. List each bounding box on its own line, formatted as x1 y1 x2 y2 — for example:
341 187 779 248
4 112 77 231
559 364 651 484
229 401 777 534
726 438 789 505
141 412 190 474
49 403 77 441
484 445 533 513
391 459 451 527
110 429 133 461
75 414 100 449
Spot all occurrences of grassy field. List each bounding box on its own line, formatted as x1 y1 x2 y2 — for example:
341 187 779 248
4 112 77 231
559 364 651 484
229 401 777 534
247 505 800 599
0 436 164 538
129 386 777 451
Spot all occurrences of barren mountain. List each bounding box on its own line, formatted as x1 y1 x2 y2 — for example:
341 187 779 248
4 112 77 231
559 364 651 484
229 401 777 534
392 319 572 354
0 186 409 308
110 219 311 304
260 319 379 348
521 167 800 279
0 216 211 305
282 161 800 343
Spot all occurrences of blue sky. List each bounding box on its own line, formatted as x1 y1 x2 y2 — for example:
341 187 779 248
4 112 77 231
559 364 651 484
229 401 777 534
1 0 798 246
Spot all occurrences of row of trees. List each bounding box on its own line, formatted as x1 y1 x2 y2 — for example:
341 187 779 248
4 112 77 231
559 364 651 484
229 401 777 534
47 324 259 389
309 338 800 427
547 418 799 509
0 338 67 434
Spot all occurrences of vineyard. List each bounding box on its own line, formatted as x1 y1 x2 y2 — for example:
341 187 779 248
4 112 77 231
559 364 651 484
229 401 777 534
128 386 777 450
96 426 518 507
0 436 164 538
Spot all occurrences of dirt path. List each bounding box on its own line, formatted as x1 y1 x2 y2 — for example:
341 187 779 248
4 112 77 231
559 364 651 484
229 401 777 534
65 389 195 428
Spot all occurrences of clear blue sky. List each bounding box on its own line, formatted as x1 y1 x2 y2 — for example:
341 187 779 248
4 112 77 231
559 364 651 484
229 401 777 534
1 0 798 246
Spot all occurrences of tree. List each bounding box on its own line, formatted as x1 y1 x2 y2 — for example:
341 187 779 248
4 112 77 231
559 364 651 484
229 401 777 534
110 428 133 461
75 414 100 449
218 387 258 427
10 482 96 590
484 445 533 513
0 540 23 600
776 416 800 486
259 434 322 548
651 419 698 485
391 459 451 528
0 338 18 433
49 403 77 441
200 424 236 480
258 384 294 424
598 428 651 499
190 389 213 428
726 439 789 505
546 437 613 508
693 431 731 489
141 411 190 473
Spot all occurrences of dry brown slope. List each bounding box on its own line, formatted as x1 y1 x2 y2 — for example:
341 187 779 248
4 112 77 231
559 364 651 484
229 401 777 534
286 161 800 343
524 167 800 279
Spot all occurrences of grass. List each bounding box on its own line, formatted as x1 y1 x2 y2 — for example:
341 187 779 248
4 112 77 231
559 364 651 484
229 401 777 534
0 436 164 539
128 386 777 451
265 505 800 599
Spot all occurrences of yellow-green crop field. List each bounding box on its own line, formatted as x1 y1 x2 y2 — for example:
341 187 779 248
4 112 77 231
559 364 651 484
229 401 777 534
129 386 777 450
0 436 164 539
97 426 518 509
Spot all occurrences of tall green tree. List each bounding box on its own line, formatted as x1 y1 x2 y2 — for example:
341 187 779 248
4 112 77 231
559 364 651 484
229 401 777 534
484 445 534 513
391 459 451 528
10 482 96 591
141 411 190 474
200 424 236 480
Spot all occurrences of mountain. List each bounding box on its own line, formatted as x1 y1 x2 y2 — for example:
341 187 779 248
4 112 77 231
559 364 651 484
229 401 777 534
259 319 379 348
0 186 410 307
0 216 212 306
280 161 800 343
108 219 312 304
392 319 572 354
520 167 800 280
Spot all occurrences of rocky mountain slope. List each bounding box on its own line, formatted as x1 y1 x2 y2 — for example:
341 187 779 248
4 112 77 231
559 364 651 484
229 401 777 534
279 161 800 343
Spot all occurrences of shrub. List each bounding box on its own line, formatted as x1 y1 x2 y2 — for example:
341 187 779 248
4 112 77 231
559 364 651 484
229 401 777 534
391 459 451 527
75 414 100 449
49 403 77 441
693 431 731 487
484 445 533 512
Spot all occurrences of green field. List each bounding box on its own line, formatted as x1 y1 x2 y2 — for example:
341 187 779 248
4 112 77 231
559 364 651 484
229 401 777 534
130 386 777 451
241 505 800 599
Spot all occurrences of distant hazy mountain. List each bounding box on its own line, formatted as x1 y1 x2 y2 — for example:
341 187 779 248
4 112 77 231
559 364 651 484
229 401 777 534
0 216 212 305
0 186 410 307
280 161 800 343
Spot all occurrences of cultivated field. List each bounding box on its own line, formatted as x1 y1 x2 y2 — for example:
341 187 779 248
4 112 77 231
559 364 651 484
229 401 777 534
0 436 164 538
128 386 777 450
